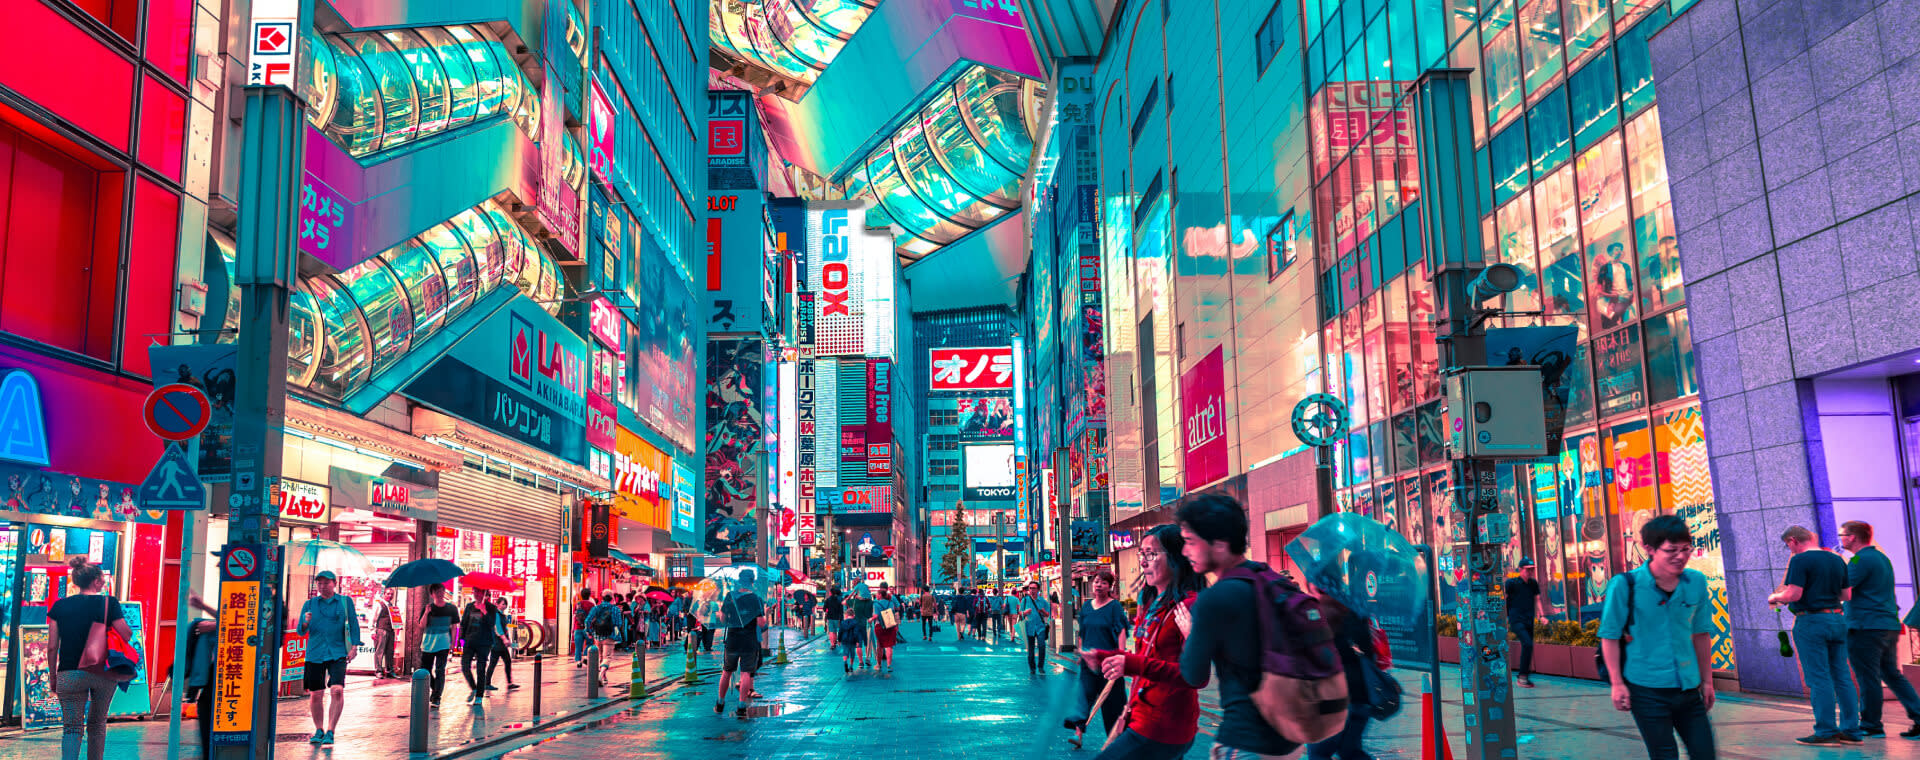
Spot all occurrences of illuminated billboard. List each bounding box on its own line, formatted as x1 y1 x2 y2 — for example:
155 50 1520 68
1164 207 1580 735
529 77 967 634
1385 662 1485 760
963 443 1016 500
805 204 893 356
929 347 1014 391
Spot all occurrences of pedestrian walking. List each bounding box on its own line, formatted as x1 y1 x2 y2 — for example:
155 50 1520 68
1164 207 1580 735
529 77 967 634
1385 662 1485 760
970 589 990 641
795 591 816 638
1018 582 1052 673
584 593 622 681
490 599 518 690
1067 568 1129 742
920 586 940 640
371 590 398 678
182 593 219 755
1769 524 1861 745
852 586 875 667
571 589 594 659
1083 525 1205 760
1304 585 1384 760
1174 494 1298 759
459 588 501 704
296 569 361 744
950 588 973 641
715 569 767 717
420 583 457 707
838 605 863 674
1505 558 1546 688
824 587 845 635
1838 520 1920 738
873 583 900 672
47 556 133 760
1601 514 1719 759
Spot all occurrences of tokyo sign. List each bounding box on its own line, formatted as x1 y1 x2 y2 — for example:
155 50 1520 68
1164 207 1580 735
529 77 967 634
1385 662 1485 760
929 347 1014 391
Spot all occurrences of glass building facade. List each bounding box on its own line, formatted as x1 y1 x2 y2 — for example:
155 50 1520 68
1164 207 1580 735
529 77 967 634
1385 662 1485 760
303 24 549 158
1082 0 1732 673
710 0 878 89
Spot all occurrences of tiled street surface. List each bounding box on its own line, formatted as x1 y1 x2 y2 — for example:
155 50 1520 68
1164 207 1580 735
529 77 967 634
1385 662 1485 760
0 632 807 760
484 628 1920 760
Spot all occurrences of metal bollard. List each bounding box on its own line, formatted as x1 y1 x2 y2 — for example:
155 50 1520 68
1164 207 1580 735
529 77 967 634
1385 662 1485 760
408 668 430 754
682 634 703 684
531 653 543 721
629 639 648 699
587 646 600 700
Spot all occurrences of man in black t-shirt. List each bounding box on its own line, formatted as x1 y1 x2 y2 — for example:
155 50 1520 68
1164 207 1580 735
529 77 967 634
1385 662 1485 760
715 570 767 718
1505 558 1546 688
1769 525 1860 745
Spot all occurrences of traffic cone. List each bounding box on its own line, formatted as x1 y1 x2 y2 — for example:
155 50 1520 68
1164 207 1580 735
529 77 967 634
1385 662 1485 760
1422 689 1455 760
774 631 790 665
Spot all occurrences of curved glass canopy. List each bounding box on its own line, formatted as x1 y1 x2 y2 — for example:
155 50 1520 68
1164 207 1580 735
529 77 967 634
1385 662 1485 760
711 0 877 88
839 66 1043 263
212 200 562 400
303 23 541 157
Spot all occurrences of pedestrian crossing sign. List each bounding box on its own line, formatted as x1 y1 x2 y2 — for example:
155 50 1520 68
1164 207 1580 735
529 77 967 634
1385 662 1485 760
138 442 207 510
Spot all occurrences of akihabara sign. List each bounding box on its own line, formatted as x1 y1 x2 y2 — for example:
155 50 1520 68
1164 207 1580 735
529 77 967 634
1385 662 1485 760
929 347 1014 391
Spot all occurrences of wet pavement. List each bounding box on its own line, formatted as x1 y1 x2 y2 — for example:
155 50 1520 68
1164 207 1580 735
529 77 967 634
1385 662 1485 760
476 626 1920 760
0 633 797 760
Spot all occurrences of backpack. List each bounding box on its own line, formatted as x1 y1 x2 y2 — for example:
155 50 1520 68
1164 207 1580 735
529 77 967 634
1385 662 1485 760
1217 563 1350 745
589 605 615 637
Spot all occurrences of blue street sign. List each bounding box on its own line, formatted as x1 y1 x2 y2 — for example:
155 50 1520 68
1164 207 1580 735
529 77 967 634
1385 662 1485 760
139 442 206 510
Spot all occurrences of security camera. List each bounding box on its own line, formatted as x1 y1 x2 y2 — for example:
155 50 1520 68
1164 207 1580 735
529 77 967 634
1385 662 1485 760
1468 263 1527 304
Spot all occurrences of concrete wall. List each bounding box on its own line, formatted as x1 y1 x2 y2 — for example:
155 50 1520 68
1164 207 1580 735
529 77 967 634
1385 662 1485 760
1649 0 1920 694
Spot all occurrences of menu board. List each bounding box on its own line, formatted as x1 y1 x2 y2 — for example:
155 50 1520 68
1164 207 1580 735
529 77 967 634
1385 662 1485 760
18 626 58 730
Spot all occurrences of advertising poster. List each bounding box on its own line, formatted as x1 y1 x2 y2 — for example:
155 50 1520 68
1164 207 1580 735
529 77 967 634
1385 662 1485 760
1659 405 1734 670
929 347 1014 391
108 601 152 716
19 626 57 729
807 205 870 356
672 461 699 548
1607 419 1658 571
1180 346 1229 490
704 338 763 557
958 397 1014 439
403 298 589 464
280 632 308 689
866 359 893 478
707 91 759 191
964 443 1017 500
614 428 671 528
588 81 615 182
634 238 698 450
1399 474 1426 547
1593 324 1646 418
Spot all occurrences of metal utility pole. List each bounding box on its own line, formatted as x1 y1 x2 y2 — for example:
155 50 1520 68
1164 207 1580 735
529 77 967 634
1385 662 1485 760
1413 68 1542 760
215 1 312 757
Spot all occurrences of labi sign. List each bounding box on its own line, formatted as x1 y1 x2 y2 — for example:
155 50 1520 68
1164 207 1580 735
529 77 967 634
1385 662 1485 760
404 298 589 464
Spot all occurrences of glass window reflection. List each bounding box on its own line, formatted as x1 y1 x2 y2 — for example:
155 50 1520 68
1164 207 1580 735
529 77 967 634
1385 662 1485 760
335 257 414 371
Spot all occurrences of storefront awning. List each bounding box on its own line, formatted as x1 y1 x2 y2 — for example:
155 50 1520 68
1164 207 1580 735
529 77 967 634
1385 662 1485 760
606 548 652 574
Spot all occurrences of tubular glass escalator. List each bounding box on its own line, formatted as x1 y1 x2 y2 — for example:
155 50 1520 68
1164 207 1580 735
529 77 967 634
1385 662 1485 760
304 24 541 158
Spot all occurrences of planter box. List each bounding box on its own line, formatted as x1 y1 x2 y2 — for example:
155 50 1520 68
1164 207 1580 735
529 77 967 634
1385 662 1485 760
1533 643 1576 678
1569 647 1601 680
1439 636 1459 664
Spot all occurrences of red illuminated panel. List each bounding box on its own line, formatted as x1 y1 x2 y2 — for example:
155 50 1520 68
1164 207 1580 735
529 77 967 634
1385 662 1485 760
0 1 135 151
138 76 186 180
70 0 140 43
144 0 194 84
123 179 179 377
0 122 124 359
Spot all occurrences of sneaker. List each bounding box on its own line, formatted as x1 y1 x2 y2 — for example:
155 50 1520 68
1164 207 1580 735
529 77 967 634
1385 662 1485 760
714 701 725 714
321 732 335 746
1518 677 1535 688
1796 734 1846 746
1864 728 1887 738
429 700 441 708
735 706 748 718
310 731 326 744
507 683 521 690
1838 733 1865 744
1901 725 1920 739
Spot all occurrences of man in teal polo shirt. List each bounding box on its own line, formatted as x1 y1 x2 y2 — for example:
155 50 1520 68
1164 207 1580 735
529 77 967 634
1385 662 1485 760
1600 514 1717 760
1840 520 1920 738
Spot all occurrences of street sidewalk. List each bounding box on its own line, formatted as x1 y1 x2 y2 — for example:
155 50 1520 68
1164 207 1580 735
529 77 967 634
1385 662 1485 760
0 629 818 760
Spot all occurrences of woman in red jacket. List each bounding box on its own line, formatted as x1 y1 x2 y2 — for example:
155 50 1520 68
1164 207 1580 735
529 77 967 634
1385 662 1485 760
1084 524 1209 759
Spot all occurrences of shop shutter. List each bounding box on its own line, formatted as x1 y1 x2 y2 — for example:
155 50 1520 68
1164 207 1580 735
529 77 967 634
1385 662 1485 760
433 467 563 545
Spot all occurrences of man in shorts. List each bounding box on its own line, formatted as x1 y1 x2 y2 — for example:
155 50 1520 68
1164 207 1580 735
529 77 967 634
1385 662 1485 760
295 570 361 745
716 569 768 717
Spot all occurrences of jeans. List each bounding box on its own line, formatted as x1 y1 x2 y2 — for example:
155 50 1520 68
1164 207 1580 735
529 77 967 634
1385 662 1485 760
922 616 934 639
461 644 496 695
54 669 117 760
1624 683 1717 760
423 649 451 701
572 629 590 661
196 681 214 756
491 641 514 685
1510 618 1535 677
374 628 395 675
1306 712 1373 760
1793 613 1860 737
1027 632 1045 670
1094 728 1193 760
1209 746 1289 759
1849 628 1920 732
1071 664 1128 734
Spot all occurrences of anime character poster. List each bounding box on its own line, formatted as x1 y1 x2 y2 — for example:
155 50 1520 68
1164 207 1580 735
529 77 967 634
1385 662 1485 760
957 397 1014 439
704 338 763 557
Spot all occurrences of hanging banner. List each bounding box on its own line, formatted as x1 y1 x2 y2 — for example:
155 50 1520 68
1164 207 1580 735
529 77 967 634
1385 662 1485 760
930 347 1015 391
1181 345 1229 490
866 359 893 478
586 500 612 558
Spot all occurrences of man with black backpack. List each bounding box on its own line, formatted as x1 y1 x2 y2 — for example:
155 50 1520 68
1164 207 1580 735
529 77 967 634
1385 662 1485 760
1177 493 1347 759
1600 514 1718 759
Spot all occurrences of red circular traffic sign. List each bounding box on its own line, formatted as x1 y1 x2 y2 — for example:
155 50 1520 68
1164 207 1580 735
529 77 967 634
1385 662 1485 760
144 383 211 441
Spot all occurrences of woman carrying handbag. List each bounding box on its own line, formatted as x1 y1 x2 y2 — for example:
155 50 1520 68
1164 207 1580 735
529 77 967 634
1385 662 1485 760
46 556 137 760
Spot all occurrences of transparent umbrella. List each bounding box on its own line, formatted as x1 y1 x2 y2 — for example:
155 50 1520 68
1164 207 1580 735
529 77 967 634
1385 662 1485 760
692 564 769 628
1285 512 1436 668
293 540 373 577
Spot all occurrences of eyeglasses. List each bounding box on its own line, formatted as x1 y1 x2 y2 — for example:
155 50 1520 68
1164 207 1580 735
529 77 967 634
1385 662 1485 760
1654 545 1696 557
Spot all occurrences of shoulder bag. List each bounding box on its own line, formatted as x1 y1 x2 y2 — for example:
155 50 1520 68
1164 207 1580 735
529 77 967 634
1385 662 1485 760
1594 573 1636 684
77 595 139 682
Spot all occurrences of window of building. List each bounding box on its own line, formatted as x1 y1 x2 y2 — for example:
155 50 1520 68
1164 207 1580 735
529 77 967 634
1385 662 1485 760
1529 86 1571 176
1577 135 1635 332
1519 0 1566 97
1644 308 1696 403
0 120 125 361
1569 49 1620 151
1131 81 1159 146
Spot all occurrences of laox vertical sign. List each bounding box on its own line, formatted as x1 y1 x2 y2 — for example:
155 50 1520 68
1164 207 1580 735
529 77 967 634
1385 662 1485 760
1181 345 1229 489
807 204 866 355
